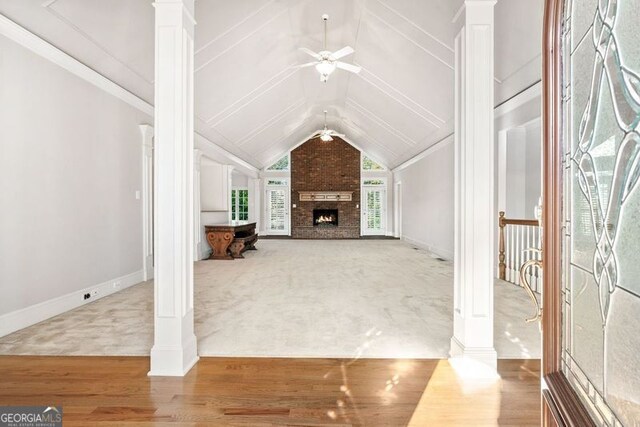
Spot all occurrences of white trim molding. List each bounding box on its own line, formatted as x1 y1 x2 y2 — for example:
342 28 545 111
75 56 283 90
140 124 155 281
0 270 144 338
392 134 454 173
494 81 542 119
402 236 454 261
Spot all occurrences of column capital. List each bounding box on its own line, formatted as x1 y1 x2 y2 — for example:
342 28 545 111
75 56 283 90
193 149 203 170
139 124 154 147
153 0 196 33
453 0 496 26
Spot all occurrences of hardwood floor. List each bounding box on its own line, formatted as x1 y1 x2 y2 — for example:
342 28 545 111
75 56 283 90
0 357 540 426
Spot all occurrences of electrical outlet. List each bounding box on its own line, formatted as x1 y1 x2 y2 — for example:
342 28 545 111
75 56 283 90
113 281 121 289
92 290 98 297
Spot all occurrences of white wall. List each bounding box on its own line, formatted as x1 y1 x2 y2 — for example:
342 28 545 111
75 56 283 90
0 35 150 333
394 137 455 259
199 159 232 257
524 120 542 216
505 128 528 218
232 171 248 188
501 120 542 219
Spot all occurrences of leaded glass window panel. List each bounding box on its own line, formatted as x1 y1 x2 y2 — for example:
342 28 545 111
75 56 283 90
362 155 385 171
561 0 640 424
266 155 289 171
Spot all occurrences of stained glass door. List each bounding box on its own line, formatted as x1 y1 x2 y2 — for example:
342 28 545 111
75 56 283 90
543 0 640 424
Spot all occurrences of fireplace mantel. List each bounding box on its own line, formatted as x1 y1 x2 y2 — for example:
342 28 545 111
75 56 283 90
299 191 353 202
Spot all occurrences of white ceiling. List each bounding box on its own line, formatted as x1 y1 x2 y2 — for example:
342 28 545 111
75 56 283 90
0 0 543 170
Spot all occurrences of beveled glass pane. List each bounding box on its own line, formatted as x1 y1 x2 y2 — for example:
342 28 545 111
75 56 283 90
570 0 598 52
570 266 604 393
562 0 640 424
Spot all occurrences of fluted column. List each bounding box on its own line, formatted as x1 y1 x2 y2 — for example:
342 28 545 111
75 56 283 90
149 0 198 376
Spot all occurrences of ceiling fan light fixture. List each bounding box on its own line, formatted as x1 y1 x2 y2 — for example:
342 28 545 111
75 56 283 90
315 60 336 77
320 134 333 142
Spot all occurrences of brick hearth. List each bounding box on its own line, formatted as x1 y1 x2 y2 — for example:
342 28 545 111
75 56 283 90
291 137 360 239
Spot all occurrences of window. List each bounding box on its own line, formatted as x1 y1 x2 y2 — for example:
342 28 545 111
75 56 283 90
363 179 385 186
266 178 288 186
231 189 249 221
362 155 385 171
266 155 289 171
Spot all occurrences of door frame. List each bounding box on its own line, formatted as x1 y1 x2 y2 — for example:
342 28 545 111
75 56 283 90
541 0 594 425
394 181 402 238
265 185 290 236
361 180 387 236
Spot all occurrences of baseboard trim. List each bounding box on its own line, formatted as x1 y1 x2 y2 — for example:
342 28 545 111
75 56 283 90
401 236 454 260
449 337 498 373
149 335 199 376
0 270 144 338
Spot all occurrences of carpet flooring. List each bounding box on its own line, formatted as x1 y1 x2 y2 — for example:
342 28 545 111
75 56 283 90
0 240 540 358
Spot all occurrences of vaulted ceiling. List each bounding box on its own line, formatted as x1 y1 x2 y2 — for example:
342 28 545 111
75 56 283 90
0 0 543 170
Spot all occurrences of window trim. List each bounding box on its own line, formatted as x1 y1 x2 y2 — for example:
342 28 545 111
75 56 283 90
230 187 249 222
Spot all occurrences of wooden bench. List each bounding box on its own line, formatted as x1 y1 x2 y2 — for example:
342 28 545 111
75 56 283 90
229 233 258 259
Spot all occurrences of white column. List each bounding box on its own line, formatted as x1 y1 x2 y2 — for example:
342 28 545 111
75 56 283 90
139 124 154 282
194 149 203 261
149 0 198 376
227 166 234 223
249 178 261 226
451 0 497 370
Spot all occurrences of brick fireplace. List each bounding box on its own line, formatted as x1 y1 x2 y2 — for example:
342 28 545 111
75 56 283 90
291 136 360 239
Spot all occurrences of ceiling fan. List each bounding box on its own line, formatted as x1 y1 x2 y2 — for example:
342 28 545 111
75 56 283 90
312 111 345 142
297 14 361 82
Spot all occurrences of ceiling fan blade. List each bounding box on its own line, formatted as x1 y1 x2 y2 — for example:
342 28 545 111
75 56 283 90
295 62 318 69
330 132 346 138
330 46 355 60
336 62 362 74
299 47 322 60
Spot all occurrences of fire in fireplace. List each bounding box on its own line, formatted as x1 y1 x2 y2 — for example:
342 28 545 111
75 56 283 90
313 209 338 226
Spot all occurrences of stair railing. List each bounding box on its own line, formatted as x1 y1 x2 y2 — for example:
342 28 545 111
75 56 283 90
498 211 542 293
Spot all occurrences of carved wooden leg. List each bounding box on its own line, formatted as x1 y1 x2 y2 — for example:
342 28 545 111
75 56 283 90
246 237 258 250
229 240 245 258
206 231 234 260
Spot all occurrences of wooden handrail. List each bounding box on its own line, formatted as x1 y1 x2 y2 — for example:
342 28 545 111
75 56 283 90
498 211 540 280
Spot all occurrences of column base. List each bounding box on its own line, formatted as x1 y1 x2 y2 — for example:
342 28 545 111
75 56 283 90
149 334 199 376
449 337 498 374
